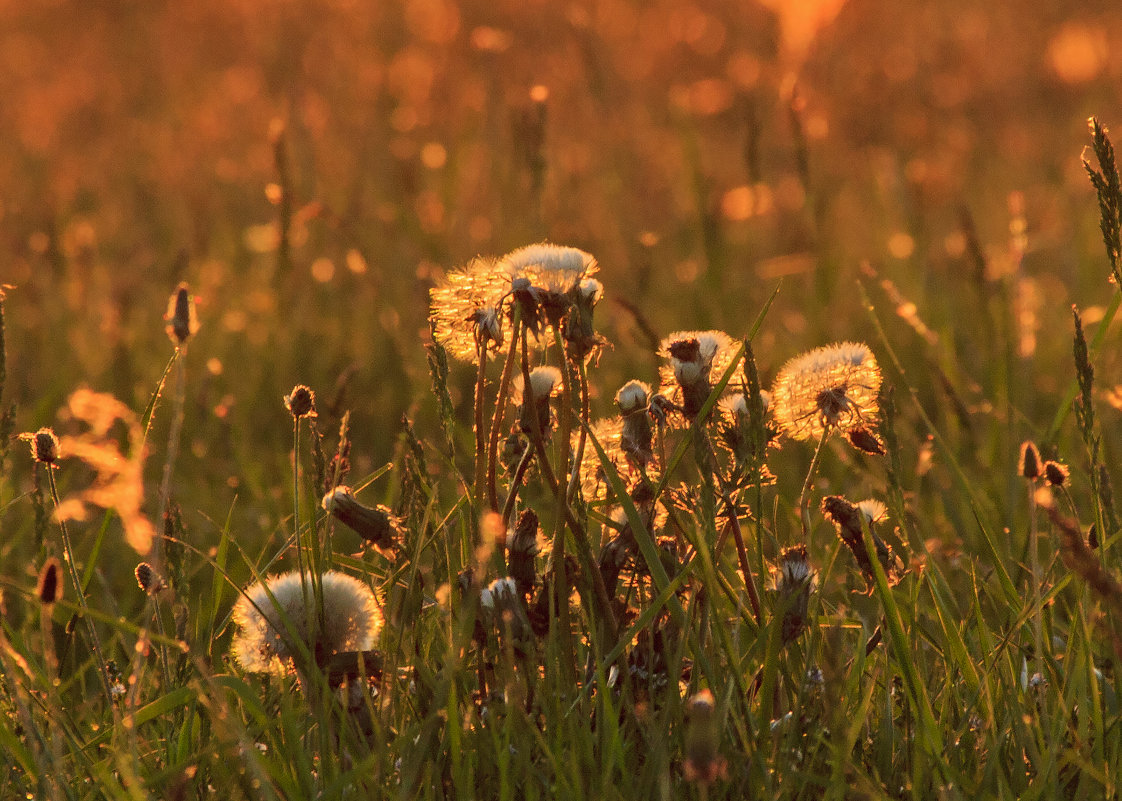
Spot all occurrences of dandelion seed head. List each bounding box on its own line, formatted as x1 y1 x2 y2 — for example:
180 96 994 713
772 342 881 441
573 417 630 499
577 278 603 304
615 380 651 415
513 366 562 404
429 257 509 362
502 243 597 294
720 393 749 420
658 330 736 417
479 577 519 610
856 499 888 525
231 570 382 673
777 544 811 589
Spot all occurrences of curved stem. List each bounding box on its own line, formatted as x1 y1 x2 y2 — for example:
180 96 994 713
501 445 535 529
155 350 186 570
799 427 831 539
566 358 592 504
473 342 489 515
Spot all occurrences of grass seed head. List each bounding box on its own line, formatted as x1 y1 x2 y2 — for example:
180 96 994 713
1043 460 1069 488
1019 440 1042 480
164 282 199 345
22 427 60 467
134 562 166 594
37 558 62 605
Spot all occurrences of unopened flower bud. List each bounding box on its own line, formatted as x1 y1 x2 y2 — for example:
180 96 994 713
322 486 401 548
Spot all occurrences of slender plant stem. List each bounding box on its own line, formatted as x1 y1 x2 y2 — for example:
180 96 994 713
799 427 831 538
486 307 522 512
473 342 489 515
566 359 592 504
1028 483 1044 679
155 350 186 571
46 467 114 707
500 446 535 528
723 495 762 625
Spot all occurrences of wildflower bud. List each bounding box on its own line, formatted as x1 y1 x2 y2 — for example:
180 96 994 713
479 577 532 644
284 385 317 419
322 486 401 549
134 562 166 594
563 278 603 360
514 367 561 438
23 427 60 466
617 381 654 470
165 282 200 345
822 495 895 586
1043 460 1070 488
1019 441 1041 480
37 558 62 605
777 545 812 644
508 509 541 597
662 331 732 420
847 426 886 455
683 689 727 786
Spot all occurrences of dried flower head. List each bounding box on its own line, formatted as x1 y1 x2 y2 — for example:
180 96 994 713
22 427 60 466
165 282 200 345
563 277 605 360
231 570 382 673
1018 441 1042 480
821 495 897 587
615 380 651 415
37 558 62 605
284 385 317 419
322 486 401 549
772 342 881 441
134 562 166 594
429 257 509 362
513 366 562 436
683 689 727 786
847 426 886 455
658 330 736 419
508 509 542 596
1043 460 1069 487
776 544 812 644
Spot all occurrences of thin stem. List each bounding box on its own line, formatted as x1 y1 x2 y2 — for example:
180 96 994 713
566 359 592 504
473 342 490 515
723 495 762 625
486 307 523 512
500 445 535 528
799 427 831 538
46 467 114 707
1028 482 1044 680
155 349 187 571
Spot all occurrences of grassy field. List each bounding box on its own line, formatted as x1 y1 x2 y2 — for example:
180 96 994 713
2 1 1122 798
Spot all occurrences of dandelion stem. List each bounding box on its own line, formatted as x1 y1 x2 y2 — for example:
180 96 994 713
473 341 489 512
722 494 762 625
566 359 592 504
500 446 535 528
486 306 522 512
799 427 831 538
46 467 114 707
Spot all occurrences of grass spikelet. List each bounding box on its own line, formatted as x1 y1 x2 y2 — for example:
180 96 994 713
1083 117 1122 285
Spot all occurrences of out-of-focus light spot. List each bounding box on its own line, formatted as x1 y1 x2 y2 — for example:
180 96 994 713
638 231 660 247
674 259 701 284
345 249 367 275
690 78 733 116
206 358 223 376
226 476 240 489
470 26 512 53
1047 23 1107 84
887 232 915 259
944 231 966 257
775 175 805 211
756 253 814 280
805 112 828 140
1082 305 1105 325
416 260 439 280
311 257 335 283
415 191 444 233
265 183 283 205
222 310 248 333
530 85 550 104
726 51 761 89
380 308 400 331
243 224 279 254
469 216 492 242
421 142 447 169
722 186 754 221
28 231 49 254
405 0 460 44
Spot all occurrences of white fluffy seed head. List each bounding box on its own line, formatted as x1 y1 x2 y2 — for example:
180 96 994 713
513 366 562 404
616 380 651 414
231 570 382 673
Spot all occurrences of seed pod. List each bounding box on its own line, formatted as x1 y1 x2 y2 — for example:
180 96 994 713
322 486 401 548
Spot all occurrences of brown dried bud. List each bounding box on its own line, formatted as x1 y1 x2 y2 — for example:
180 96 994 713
135 562 166 594
165 282 200 345
23 428 60 466
37 558 62 605
1019 441 1042 480
1043 461 1070 488
847 426 886 456
284 385 317 419
777 544 812 644
508 509 541 597
322 486 401 548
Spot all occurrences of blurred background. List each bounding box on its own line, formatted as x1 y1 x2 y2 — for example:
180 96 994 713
1 0 1121 544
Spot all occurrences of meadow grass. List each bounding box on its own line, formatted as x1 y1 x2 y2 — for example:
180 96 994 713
2 13 1122 797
